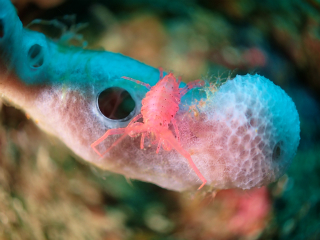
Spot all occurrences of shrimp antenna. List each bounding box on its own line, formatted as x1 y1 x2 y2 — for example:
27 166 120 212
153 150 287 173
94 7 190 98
121 76 152 90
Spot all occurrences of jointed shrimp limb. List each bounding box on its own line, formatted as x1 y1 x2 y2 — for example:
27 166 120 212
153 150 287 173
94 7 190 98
91 124 147 156
159 67 164 79
160 129 207 190
140 133 146 149
171 118 180 142
91 114 143 156
102 132 130 155
91 128 127 157
156 139 162 154
180 79 205 96
127 113 143 127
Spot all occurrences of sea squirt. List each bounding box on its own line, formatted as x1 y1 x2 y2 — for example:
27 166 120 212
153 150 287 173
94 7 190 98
0 0 300 191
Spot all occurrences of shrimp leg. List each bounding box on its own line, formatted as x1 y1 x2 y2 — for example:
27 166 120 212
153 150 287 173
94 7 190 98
102 131 131 156
156 139 162 154
127 114 142 127
140 133 146 149
161 130 207 190
171 118 180 142
159 67 163 79
91 128 127 157
180 79 205 96
91 114 142 156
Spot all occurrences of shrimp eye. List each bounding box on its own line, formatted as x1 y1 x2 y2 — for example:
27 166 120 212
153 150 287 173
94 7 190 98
97 87 136 121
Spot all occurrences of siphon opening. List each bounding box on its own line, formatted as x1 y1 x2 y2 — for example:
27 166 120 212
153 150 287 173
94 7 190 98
97 87 136 121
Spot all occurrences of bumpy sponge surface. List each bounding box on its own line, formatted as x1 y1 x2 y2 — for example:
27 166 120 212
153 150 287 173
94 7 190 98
199 74 300 189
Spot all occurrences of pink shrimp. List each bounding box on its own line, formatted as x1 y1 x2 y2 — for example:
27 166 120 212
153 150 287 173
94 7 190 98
91 69 207 190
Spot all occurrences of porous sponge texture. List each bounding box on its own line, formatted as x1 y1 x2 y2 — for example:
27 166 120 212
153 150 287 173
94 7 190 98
200 74 300 189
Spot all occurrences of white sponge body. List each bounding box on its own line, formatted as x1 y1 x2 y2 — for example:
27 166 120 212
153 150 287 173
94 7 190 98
201 74 300 189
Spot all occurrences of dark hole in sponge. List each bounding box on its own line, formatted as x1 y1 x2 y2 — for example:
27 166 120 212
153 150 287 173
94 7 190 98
272 141 283 162
97 87 136 121
28 44 44 68
0 19 4 38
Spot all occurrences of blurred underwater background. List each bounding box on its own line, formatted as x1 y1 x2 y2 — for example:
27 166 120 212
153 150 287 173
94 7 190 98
0 0 320 239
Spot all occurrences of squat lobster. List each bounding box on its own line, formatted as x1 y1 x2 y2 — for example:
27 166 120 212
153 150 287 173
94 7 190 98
91 69 207 190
